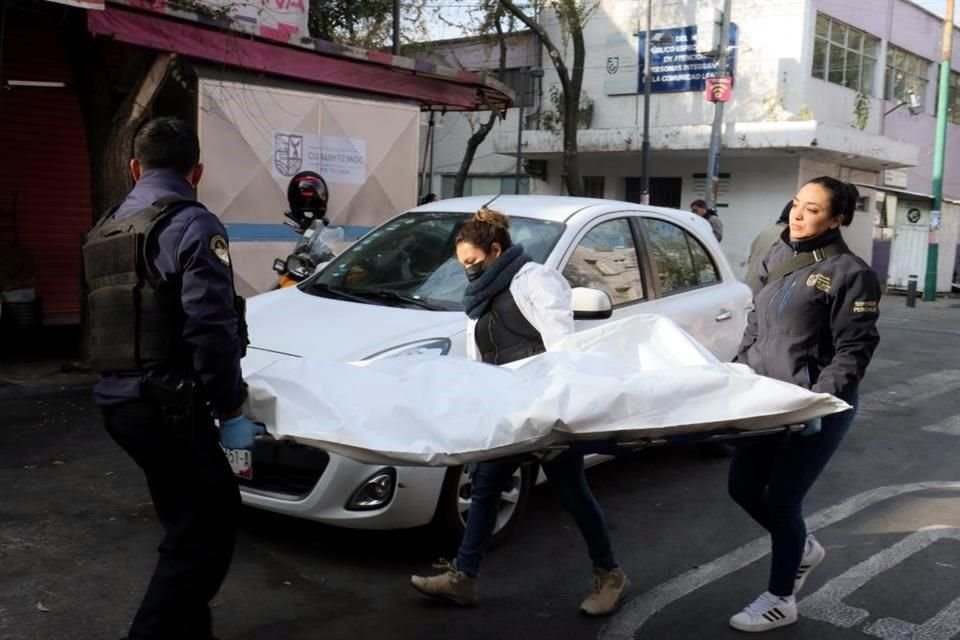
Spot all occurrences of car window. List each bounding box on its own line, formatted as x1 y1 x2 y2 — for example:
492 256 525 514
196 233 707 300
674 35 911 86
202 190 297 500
304 212 564 310
688 234 720 285
562 218 645 306
642 218 719 294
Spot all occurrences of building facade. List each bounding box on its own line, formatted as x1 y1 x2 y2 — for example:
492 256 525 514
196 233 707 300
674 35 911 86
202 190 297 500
424 0 960 290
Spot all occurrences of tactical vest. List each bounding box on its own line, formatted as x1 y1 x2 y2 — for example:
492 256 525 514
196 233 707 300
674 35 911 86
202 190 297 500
82 197 200 373
475 288 545 365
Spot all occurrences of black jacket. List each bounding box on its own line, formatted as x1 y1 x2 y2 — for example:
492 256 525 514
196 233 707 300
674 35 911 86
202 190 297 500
736 228 881 398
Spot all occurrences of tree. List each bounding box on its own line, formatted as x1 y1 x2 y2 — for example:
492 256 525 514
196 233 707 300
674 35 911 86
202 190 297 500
64 11 179 219
497 0 595 196
450 4 510 197
309 0 428 49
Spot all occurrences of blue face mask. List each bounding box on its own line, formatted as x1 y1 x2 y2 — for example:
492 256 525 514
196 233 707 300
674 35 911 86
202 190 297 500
465 262 485 282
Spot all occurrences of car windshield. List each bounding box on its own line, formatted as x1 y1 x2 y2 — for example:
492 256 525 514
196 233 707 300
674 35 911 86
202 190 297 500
302 211 565 311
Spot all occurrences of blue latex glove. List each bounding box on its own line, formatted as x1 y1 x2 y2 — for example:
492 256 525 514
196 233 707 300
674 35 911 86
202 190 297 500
219 415 266 450
800 417 822 437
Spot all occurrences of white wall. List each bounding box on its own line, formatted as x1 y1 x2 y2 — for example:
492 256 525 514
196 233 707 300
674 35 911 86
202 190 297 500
527 153 801 278
540 0 810 131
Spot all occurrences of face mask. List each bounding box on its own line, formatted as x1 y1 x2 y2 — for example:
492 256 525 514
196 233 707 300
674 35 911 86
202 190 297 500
465 262 486 282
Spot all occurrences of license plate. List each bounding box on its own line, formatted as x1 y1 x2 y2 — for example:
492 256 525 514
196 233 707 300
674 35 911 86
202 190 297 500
224 448 252 480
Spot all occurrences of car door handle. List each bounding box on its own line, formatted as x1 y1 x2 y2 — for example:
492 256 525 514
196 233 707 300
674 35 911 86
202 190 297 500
715 310 733 322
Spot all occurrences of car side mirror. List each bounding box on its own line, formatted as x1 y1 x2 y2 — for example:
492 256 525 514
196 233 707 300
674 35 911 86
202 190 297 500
572 287 613 320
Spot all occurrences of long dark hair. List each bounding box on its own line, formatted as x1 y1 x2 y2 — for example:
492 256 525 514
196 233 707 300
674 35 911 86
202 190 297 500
805 176 859 227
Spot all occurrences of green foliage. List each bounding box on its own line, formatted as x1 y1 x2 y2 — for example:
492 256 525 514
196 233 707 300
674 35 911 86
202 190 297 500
308 0 427 48
853 91 870 130
541 84 593 133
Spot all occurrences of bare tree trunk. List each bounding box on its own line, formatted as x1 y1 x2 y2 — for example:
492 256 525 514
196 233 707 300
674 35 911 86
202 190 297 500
562 0 586 196
499 0 584 196
453 12 508 197
66 17 175 219
64 18 175 363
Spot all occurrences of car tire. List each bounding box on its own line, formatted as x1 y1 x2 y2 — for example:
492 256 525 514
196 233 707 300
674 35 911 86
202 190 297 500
432 462 535 549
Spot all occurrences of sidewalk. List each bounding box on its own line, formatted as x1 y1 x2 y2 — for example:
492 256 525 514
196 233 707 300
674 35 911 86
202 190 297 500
877 292 960 332
0 325 95 396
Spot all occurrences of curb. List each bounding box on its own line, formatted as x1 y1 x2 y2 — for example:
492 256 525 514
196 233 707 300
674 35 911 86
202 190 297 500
0 379 95 402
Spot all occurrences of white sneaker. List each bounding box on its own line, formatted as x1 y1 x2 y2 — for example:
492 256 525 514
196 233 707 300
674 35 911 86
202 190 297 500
729 592 797 632
794 535 825 594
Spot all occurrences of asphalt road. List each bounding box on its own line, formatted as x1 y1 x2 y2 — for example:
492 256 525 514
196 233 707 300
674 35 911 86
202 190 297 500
2 299 959 640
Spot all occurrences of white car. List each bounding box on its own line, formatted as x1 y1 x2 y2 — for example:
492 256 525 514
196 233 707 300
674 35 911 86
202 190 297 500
240 195 751 541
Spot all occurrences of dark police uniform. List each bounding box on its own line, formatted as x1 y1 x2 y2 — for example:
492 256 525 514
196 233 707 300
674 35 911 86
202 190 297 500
737 227 881 396
83 168 246 640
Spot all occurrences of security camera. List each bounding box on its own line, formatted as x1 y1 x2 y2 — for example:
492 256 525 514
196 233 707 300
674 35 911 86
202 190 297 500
907 92 923 115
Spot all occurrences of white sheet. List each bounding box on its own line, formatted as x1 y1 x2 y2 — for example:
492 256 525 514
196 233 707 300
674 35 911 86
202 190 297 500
243 315 851 466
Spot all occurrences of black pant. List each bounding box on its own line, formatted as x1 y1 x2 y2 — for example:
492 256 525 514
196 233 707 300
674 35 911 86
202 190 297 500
728 393 859 596
102 399 240 640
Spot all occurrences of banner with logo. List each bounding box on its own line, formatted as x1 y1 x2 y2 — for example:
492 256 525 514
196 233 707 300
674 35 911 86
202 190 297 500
126 0 308 40
272 133 367 185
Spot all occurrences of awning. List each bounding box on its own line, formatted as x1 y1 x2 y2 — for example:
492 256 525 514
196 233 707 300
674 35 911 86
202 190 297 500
87 4 513 113
496 121 919 171
852 183 960 206
43 0 104 10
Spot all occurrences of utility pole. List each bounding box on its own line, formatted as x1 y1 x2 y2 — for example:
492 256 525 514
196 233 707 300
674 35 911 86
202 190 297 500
924 0 955 301
392 0 401 56
640 0 653 205
704 0 732 210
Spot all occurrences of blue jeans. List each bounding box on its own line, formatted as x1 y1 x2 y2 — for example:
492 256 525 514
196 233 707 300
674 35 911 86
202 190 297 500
456 451 618 577
728 392 859 597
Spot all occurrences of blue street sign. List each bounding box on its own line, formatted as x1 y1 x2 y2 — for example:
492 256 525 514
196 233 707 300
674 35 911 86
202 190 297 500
639 24 739 93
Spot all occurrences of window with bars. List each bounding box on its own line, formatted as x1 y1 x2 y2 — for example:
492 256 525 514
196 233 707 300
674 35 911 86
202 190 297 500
440 175 529 198
811 13 880 95
946 71 960 126
583 176 605 198
885 45 931 105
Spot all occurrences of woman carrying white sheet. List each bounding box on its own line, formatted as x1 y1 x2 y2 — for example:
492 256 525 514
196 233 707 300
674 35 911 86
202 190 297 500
410 207 628 616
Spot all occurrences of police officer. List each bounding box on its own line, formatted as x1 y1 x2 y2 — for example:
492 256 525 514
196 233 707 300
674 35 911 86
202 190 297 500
82 117 262 640
690 198 723 242
725 177 881 632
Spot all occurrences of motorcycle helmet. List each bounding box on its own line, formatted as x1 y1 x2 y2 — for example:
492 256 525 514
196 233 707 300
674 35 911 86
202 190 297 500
285 171 329 231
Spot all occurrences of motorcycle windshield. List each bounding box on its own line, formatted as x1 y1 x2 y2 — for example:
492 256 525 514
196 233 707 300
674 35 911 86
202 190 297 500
291 221 340 262
301 212 565 311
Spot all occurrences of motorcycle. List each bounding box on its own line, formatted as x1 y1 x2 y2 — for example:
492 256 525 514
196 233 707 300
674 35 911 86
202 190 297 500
272 219 343 288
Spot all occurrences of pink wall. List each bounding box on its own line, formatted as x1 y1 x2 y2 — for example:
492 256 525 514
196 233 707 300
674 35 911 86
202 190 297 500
815 0 960 199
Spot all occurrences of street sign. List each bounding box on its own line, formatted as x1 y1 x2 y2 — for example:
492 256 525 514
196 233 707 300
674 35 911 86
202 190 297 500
634 24 739 95
705 77 732 103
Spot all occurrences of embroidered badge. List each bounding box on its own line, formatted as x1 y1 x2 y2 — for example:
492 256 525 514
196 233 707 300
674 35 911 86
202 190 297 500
806 273 832 293
852 300 879 313
210 235 231 266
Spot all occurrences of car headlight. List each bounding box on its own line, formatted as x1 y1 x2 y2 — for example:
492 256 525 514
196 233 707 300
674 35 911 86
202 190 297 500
363 338 451 361
346 468 397 511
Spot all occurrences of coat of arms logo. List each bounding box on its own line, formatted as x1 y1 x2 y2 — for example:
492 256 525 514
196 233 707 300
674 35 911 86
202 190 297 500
274 133 304 177
606 56 620 75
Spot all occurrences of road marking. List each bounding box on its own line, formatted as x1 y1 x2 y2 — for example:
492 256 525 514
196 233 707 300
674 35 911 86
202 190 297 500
599 482 960 640
923 415 960 436
801 525 960 640
860 371 960 412
867 358 900 372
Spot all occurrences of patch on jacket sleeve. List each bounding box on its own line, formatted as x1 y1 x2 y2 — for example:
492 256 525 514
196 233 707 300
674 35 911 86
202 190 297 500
806 273 832 294
210 235 231 266
852 300 879 314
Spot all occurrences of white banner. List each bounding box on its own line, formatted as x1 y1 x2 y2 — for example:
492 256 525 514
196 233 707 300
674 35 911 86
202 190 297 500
273 132 367 185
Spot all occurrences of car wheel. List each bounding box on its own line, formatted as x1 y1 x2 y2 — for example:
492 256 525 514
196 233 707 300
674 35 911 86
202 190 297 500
433 462 535 549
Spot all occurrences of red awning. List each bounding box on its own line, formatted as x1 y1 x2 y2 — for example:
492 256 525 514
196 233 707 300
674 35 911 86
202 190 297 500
87 6 511 112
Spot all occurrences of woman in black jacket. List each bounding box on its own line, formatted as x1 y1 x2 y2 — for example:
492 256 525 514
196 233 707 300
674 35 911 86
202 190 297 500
727 177 881 632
